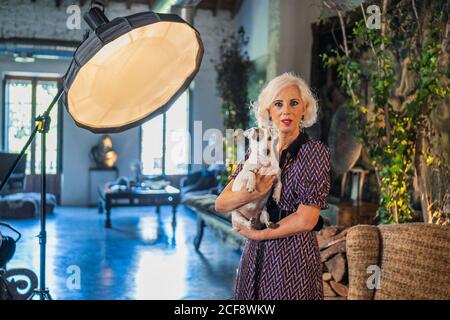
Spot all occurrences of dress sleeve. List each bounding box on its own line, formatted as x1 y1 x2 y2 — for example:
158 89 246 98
228 149 251 181
298 143 331 210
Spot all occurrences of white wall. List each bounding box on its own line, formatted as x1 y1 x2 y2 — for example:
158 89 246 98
276 0 325 83
233 0 269 61
191 9 235 135
187 9 236 171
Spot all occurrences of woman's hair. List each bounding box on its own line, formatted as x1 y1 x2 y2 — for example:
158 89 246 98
251 72 318 128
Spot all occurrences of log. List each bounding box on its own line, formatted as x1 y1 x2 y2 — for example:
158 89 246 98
319 228 350 250
330 281 348 298
320 241 346 262
322 272 332 281
316 233 326 247
321 227 341 239
319 236 347 251
325 253 346 283
323 280 337 297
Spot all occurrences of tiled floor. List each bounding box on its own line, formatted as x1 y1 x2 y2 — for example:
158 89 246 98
3 205 242 300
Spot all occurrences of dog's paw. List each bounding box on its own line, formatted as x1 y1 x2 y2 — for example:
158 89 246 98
267 222 279 229
247 186 255 193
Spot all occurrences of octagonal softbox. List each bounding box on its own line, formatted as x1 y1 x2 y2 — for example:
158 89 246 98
62 11 203 133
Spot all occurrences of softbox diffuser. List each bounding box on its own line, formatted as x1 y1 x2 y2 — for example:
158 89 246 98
62 11 204 133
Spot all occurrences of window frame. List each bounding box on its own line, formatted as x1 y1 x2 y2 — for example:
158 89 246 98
2 75 64 175
140 90 190 176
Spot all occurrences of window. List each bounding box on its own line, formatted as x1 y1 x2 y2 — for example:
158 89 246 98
3 77 61 175
141 91 189 175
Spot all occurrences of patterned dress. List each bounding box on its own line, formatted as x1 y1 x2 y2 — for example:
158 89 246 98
230 131 331 300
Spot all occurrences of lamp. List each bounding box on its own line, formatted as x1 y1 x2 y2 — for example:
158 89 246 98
0 0 203 300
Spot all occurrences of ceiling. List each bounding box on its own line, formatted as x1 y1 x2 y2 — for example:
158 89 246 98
30 0 243 17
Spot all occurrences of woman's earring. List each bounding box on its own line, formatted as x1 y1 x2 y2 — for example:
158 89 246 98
300 115 305 130
268 115 274 127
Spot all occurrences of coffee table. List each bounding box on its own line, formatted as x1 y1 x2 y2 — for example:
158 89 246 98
98 185 181 228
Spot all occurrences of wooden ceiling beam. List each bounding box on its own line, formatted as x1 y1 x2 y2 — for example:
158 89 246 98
213 0 221 16
231 0 242 18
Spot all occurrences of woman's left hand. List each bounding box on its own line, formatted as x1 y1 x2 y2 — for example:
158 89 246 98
233 224 266 241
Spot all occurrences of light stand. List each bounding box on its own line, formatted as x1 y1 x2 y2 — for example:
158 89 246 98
0 88 63 300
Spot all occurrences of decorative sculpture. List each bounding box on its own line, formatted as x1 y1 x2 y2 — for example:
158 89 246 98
90 135 118 169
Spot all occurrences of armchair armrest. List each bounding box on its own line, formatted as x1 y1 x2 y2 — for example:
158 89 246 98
180 176 189 188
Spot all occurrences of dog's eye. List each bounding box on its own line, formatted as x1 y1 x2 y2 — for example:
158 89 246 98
266 148 270 155
256 135 260 142
268 136 272 141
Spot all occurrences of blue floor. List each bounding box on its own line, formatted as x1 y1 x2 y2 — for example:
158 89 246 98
3 205 242 300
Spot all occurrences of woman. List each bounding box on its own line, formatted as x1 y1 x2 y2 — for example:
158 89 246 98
215 72 331 300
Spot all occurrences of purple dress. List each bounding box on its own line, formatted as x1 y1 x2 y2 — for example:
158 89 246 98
230 131 331 300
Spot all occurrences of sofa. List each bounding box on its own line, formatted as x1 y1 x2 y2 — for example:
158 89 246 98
346 223 450 300
183 194 244 251
179 166 225 202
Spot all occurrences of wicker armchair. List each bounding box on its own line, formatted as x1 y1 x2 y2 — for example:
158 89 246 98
346 223 450 300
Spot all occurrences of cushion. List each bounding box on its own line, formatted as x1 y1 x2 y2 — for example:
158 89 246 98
0 193 56 219
346 225 381 300
347 223 450 300
374 223 450 300
184 171 202 186
181 175 217 193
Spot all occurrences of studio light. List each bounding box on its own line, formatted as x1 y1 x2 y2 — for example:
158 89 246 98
63 6 204 133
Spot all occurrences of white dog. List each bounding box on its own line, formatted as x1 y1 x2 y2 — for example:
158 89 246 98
231 127 282 230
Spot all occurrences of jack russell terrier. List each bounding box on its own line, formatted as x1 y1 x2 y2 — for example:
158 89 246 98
231 127 282 230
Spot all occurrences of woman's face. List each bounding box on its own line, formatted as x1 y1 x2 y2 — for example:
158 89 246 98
268 85 305 135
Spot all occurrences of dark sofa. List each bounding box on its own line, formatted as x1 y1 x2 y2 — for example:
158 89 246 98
183 194 245 251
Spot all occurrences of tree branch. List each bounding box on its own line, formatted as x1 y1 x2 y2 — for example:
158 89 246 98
380 0 392 145
336 8 359 107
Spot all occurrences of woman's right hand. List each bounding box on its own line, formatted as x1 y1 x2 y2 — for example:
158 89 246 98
215 167 277 213
235 170 276 202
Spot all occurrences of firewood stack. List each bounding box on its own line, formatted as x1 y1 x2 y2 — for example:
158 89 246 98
316 226 350 299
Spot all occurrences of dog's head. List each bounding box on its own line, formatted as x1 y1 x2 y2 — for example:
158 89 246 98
244 127 278 166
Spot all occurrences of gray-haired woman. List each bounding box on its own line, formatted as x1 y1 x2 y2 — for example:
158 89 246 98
215 72 331 300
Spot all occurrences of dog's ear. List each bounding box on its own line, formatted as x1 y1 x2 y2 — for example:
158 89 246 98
243 128 256 139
